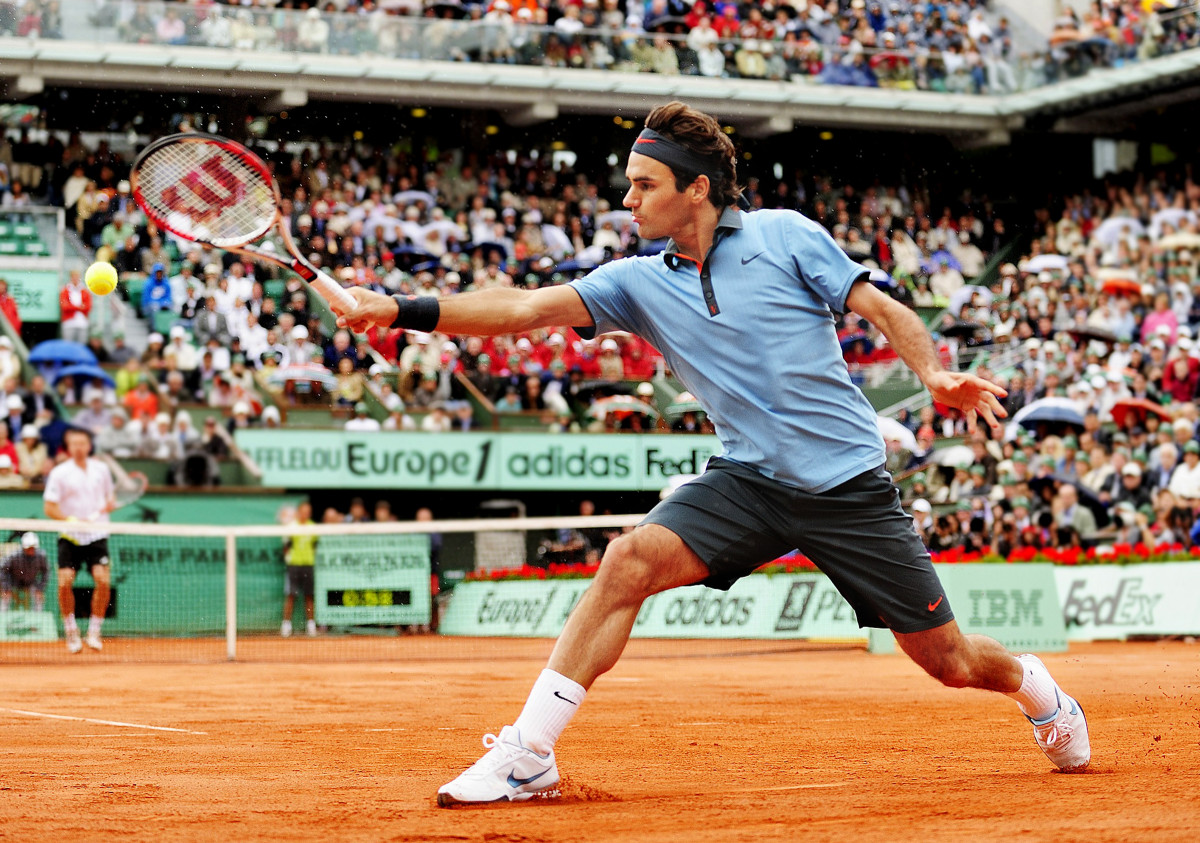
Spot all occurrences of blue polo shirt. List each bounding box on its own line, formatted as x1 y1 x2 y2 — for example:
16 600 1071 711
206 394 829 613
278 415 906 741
572 207 884 493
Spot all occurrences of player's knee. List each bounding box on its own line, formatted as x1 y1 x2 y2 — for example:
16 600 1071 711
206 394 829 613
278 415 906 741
595 534 657 601
91 567 111 585
919 649 974 688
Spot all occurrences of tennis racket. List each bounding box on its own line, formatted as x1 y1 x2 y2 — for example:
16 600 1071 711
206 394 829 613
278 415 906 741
112 470 149 512
130 132 356 312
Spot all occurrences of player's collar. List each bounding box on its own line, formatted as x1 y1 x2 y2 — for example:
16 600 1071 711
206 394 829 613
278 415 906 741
661 207 743 270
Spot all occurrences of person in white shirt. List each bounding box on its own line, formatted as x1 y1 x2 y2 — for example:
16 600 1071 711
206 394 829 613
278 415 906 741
42 428 115 654
344 402 381 432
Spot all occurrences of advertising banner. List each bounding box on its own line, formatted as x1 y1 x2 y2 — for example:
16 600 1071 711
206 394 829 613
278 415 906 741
235 429 719 491
1055 562 1200 640
0 610 58 642
0 270 60 322
314 534 431 626
441 564 1068 652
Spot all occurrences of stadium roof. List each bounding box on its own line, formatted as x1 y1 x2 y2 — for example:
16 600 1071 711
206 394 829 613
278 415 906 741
3 40 1200 143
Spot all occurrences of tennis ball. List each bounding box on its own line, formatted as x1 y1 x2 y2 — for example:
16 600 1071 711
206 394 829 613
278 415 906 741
85 262 118 296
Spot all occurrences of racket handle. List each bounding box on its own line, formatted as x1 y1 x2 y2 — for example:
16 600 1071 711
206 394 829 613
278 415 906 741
309 268 358 313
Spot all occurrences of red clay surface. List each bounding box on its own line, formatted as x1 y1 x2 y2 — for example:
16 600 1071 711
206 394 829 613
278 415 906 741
1 638 1198 842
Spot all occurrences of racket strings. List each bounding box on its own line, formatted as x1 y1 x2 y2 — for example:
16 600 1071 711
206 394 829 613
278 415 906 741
136 141 276 247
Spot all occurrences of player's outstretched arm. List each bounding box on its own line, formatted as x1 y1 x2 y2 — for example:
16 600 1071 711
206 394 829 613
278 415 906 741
334 285 593 337
845 280 1007 435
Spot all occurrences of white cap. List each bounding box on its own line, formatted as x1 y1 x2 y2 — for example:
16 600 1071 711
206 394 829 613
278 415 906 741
261 405 281 423
232 401 250 415
1156 324 1172 337
1122 463 1142 476
6 394 24 410
20 424 39 439
155 412 172 425
21 532 38 549
912 499 932 513
204 263 221 275
1090 375 1107 390
170 325 186 338
601 338 620 352
516 338 534 352
636 382 655 397
0 336 12 348
291 325 309 340
0 454 11 469
148 332 164 344
548 332 565 346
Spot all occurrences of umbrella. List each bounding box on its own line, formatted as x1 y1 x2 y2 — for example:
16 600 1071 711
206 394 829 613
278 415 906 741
28 339 97 367
948 284 993 315
587 395 660 420
932 444 975 468
465 241 508 260
1012 396 1086 430
665 392 705 419
649 15 690 33
840 332 875 353
1158 232 1200 250
540 224 574 258
939 321 984 339
1090 217 1145 247
1110 397 1172 429
1020 254 1070 273
597 210 635 229
393 190 436 208
420 220 465 242
1066 325 1117 343
1149 208 1195 239
264 364 338 390
922 249 962 274
51 364 115 388
877 416 917 452
1101 277 1143 297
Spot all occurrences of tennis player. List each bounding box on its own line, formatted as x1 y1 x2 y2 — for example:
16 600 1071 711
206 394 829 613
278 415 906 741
336 102 1090 804
44 427 116 653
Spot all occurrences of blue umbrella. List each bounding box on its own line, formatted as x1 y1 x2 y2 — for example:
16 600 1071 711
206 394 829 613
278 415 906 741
52 363 115 388
466 241 508 260
1011 397 1085 431
29 339 97 367
840 332 875 354
921 250 962 274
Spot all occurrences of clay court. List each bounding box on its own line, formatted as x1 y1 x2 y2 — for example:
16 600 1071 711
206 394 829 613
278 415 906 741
1 638 1197 842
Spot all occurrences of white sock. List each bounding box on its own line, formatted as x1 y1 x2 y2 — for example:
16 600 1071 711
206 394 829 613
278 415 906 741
513 669 587 755
1007 657 1060 721
281 619 293 635
88 616 104 636
64 614 78 633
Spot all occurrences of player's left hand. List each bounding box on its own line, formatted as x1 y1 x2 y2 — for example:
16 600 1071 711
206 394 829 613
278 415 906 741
923 370 1008 436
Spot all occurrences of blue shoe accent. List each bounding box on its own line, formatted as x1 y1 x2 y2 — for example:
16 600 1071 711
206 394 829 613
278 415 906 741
507 768 551 789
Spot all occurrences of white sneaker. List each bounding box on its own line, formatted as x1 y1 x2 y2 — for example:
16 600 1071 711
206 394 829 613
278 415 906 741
306 619 317 637
436 725 559 807
281 620 292 638
1019 655 1091 772
84 633 103 651
65 629 83 654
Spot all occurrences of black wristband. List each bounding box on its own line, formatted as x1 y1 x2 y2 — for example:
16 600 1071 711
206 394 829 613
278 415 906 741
390 294 440 332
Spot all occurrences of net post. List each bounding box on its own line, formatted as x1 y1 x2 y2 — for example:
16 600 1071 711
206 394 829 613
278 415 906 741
226 533 237 661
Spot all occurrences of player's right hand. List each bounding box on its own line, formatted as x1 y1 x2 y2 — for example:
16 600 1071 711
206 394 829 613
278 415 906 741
335 287 397 335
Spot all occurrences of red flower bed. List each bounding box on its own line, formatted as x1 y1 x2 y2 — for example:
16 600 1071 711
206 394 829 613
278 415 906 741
462 543 1194 582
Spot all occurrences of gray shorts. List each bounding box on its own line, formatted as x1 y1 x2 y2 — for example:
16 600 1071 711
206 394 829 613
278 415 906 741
643 458 953 633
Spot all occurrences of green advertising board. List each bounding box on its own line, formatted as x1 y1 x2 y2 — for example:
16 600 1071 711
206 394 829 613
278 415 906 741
0 492 305 525
235 429 719 491
440 564 1067 652
314 534 431 626
0 270 61 322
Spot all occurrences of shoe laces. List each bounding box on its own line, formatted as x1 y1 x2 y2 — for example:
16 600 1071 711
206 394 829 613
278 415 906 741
468 732 527 776
1036 710 1072 746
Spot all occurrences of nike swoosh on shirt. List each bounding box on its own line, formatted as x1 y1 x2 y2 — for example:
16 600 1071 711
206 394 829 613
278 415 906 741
740 252 764 265
507 769 551 788
928 595 944 612
553 691 578 705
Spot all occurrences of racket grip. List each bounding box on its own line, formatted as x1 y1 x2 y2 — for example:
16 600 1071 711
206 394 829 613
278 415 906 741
310 269 358 313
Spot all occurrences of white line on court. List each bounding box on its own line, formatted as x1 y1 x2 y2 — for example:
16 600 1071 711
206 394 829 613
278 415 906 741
0 707 207 735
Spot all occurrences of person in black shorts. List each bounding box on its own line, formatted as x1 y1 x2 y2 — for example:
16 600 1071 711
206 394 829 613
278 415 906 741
335 101 1091 805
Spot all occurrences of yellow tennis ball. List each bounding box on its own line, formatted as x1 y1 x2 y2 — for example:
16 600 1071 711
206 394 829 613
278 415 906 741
85 262 118 296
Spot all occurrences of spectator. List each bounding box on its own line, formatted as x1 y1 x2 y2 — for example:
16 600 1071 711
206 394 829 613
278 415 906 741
15 424 49 484
141 263 173 317
0 532 49 613
59 270 92 345
0 453 26 489
0 278 21 337
93 408 140 458
345 401 381 431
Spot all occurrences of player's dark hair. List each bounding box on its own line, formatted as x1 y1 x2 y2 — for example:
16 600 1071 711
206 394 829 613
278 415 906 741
644 102 741 210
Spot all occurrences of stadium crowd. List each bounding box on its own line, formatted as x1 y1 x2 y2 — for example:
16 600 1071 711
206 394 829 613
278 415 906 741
3 97 1200 559
1 0 1197 94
